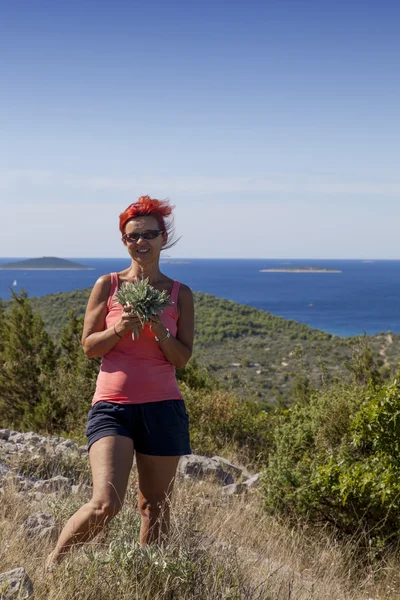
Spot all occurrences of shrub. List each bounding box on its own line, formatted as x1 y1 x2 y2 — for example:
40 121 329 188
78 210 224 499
183 384 273 465
261 374 400 546
176 357 217 391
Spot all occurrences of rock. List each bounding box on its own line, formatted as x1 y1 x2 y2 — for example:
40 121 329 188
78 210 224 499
18 480 35 492
0 442 11 455
32 492 46 502
33 476 71 493
71 483 92 495
1 471 24 486
243 473 262 489
22 433 42 445
8 433 25 444
178 455 234 485
55 439 77 450
0 430 10 441
0 567 34 599
211 456 252 480
31 447 47 459
22 512 56 539
47 437 61 446
220 483 247 496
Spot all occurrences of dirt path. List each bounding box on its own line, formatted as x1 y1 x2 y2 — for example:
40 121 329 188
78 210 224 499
379 333 393 368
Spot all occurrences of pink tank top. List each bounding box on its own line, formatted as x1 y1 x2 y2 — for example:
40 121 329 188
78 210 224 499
92 273 184 405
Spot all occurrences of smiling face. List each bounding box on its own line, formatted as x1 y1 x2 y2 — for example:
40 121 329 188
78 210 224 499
123 215 167 262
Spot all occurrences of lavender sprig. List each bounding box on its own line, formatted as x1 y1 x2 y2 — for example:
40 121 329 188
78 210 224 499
113 278 174 340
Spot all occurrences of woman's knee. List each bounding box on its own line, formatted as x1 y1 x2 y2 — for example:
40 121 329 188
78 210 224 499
89 497 124 521
138 496 169 520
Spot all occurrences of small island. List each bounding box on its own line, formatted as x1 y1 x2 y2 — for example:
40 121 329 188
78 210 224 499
0 257 94 270
260 266 342 273
160 259 191 264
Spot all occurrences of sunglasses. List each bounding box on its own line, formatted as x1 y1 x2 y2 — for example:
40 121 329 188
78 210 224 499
122 229 164 243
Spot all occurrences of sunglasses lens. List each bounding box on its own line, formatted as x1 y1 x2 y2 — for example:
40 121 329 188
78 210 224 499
125 230 161 242
142 231 159 239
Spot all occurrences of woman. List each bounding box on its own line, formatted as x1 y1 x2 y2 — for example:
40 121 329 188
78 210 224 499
46 196 194 566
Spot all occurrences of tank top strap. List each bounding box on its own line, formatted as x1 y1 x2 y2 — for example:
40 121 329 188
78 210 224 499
107 272 119 309
170 279 180 309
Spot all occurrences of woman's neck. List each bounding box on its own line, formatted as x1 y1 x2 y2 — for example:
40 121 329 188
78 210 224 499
125 262 164 285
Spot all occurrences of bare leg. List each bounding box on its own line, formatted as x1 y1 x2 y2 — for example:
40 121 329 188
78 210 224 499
136 453 180 547
46 435 134 566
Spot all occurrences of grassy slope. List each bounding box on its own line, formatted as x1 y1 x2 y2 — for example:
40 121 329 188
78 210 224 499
1 450 388 599
22 288 400 404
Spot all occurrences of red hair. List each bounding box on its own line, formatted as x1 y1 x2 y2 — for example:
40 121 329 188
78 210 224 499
119 196 181 251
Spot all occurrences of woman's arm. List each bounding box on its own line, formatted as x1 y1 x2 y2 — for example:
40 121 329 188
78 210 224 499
82 275 141 358
149 284 194 369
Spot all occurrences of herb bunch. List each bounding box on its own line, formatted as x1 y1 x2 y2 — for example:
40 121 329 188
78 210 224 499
113 278 174 340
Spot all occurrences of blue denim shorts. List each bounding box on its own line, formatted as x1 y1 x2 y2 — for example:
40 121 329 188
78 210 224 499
85 399 192 456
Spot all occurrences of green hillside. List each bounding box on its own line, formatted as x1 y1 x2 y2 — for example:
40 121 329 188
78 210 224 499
21 287 400 404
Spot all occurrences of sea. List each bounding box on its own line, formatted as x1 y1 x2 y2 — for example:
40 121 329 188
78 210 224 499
1 257 400 338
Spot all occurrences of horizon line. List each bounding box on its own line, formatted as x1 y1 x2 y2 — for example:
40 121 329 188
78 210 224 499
1 256 400 261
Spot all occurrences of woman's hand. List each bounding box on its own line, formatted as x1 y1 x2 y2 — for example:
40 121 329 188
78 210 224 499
148 314 167 338
116 305 143 337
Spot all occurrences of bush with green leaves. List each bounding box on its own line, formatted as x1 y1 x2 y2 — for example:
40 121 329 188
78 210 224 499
176 357 217 391
183 384 273 465
261 372 400 546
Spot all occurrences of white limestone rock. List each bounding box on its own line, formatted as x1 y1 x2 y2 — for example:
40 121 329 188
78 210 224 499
178 455 234 485
0 429 10 441
33 475 71 493
211 456 252 480
243 473 262 489
220 483 247 496
22 512 56 539
0 567 34 599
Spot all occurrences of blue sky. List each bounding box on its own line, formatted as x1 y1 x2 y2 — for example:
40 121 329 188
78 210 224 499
1 0 399 258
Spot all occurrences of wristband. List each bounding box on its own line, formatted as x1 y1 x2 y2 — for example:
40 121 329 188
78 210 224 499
113 324 124 339
155 328 171 343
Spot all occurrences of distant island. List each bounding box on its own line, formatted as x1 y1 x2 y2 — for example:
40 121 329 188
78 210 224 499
0 257 94 270
260 266 342 273
160 259 191 264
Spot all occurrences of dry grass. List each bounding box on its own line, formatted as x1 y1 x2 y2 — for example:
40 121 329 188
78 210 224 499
1 450 400 599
